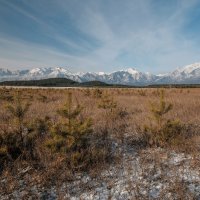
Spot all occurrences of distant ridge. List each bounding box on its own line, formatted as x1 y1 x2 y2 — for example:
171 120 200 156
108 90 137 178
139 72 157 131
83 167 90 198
0 78 133 88
0 63 200 85
0 78 199 88
0 78 77 87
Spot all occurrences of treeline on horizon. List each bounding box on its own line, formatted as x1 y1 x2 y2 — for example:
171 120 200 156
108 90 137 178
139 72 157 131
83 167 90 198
0 78 200 88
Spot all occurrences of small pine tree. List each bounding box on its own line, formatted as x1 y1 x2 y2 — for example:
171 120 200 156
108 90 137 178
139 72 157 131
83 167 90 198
150 90 173 128
6 94 30 140
144 90 181 147
46 92 93 153
2 93 32 159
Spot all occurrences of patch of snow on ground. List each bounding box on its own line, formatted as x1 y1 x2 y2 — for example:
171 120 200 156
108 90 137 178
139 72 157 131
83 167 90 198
0 147 199 200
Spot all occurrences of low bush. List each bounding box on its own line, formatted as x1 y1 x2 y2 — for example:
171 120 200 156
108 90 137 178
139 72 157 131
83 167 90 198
45 92 113 172
143 90 187 148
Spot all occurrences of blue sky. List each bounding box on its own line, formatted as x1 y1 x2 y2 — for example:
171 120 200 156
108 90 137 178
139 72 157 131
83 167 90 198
0 0 200 73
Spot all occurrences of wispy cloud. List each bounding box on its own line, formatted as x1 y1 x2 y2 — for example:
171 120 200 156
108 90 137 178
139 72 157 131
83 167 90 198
0 0 200 73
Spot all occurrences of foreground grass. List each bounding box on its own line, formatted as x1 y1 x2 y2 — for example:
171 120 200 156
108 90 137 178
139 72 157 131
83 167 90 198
0 87 199 199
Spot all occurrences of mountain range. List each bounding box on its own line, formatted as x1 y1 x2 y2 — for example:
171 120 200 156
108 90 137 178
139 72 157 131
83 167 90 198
0 63 200 85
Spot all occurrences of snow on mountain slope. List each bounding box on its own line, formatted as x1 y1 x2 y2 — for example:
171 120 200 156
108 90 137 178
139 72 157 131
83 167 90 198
102 68 156 85
24 67 73 78
178 63 200 73
123 68 139 75
0 68 13 76
155 63 200 84
0 67 82 82
171 63 200 79
0 63 200 85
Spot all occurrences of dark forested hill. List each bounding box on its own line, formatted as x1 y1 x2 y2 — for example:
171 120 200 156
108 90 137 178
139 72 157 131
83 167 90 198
0 78 132 87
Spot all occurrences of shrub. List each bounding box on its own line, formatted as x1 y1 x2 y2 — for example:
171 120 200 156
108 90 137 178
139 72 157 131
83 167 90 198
98 92 117 112
45 92 95 170
0 94 44 163
46 92 92 153
83 89 91 96
138 89 146 96
0 146 8 169
150 90 173 129
144 90 184 147
6 94 31 137
1 94 31 159
97 93 128 144
37 94 48 103
93 89 103 98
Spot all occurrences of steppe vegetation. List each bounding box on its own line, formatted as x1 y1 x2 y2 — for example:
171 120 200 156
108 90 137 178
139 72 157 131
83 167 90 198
0 87 199 199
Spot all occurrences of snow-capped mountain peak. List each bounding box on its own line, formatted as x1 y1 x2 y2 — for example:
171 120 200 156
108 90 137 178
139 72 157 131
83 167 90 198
0 63 199 85
29 67 49 75
0 68 13 76
120 68 139 75
27 67 73 77
53 67 72 73
97 72 106 76
175 63 200 74
170 63 200 79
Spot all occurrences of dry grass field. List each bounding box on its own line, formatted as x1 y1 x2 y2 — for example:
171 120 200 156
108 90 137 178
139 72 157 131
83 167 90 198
0 87 199 199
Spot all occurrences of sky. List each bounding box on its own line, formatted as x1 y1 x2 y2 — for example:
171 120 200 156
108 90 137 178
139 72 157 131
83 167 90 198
0 0 200 73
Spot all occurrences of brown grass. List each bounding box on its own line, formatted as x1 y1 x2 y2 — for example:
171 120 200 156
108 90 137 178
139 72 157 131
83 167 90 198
0 87 199 198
